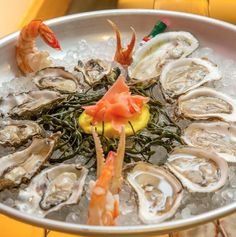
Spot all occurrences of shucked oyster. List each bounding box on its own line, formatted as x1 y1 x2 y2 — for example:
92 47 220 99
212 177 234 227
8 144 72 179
166 146 228 192
128 32 199 83
0 119 42 146
160 58 221 100
0 90 63 118
16 164 88 217
32 67 80 93
75 59 111 85
0 133 59 190
126 162 183 224
177 87 236 122
182 122 236 163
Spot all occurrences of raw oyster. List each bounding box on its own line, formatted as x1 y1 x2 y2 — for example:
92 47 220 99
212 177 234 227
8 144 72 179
177 87 236 121
16 164 88 217
75 59 111 85
182 122 236 163
166 146 228 192
125 162 183 224
0 90 63 118
128 32 199 82
160 58 221 100
0 119 42 146
32 67 80 93
0 133 60 190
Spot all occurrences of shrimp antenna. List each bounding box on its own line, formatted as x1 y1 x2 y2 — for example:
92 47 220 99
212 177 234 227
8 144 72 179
91 126 105 177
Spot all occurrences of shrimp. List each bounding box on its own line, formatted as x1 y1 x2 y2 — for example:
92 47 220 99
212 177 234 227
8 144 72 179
16 20 61 74
88 127 126 226
108 20 136 66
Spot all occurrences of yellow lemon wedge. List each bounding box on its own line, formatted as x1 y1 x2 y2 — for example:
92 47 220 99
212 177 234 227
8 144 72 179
78 105 150 138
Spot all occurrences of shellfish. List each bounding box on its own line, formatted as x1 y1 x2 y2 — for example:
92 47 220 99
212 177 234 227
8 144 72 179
177 87 236 122
160 58 221 100
0 133 60 190
166 146 228 192
128 32 199 83
16 164 88 217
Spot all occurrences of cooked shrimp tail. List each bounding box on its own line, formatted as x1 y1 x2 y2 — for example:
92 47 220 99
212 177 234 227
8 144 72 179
16 20 61 74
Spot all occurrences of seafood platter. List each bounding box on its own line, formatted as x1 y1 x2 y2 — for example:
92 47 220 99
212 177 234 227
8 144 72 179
0 9 236 236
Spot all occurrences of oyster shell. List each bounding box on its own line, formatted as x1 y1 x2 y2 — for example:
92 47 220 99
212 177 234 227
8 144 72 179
75 59 110 85
182 122 236 163
16 164 88 217
128 32 199 82
0 133 60 190
160 58 221 100
32 67 80 93
0 90 63 118
0 119 42 146
125 162 183 224
166 146 228 192
177 87 236 121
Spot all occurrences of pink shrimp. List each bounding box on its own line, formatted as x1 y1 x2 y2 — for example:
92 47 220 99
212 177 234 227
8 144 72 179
108 20 136 66
16 20 61 74
87 127 125 226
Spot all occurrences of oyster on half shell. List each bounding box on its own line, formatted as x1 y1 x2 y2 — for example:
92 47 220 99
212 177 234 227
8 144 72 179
0 133 60 190
128 31 199 83
160 58 221 100
0 119 42 146
75 59 111 85
32 67 80 93
0 90 63 119
125 162 183 224
166 146 228 192
182 122 236 163
177 87 236 122
16 164 88 217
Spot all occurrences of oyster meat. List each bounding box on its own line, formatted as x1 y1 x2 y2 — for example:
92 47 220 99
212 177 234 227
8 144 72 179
182 122 236 163
16 164 88 217
128 32 199 82
160 58 221 100
32 67 80 93
126 162 183 224
177 87 236 121
166 146 228 192
0 133 60 190
75 59 111 85
0 90 63 118
0 119 42 146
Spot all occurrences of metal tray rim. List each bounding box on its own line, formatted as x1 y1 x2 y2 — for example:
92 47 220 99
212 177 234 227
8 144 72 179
0 9 235 236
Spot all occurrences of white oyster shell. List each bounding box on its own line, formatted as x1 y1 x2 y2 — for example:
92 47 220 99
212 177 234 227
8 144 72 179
0 90 63 118
126 162 183 224
160 58 221 100
0 119 42 146
0 133 59 190
16 164 88 217
166 146 228 192
177 87 236 121
182 122 236 163
32 67 80 93
128 31 199 82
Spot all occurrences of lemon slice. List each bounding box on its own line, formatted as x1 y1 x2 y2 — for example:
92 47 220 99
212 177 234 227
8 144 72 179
78 105 150 138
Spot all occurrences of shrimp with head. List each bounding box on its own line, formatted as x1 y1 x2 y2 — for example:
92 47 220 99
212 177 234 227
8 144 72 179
87 126 125 226
16 20 61 74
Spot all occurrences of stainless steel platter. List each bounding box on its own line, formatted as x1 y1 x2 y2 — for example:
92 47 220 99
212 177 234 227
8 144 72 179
0 9 235 237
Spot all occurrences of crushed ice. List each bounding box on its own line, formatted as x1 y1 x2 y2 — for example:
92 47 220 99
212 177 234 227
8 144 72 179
1 38 236 226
